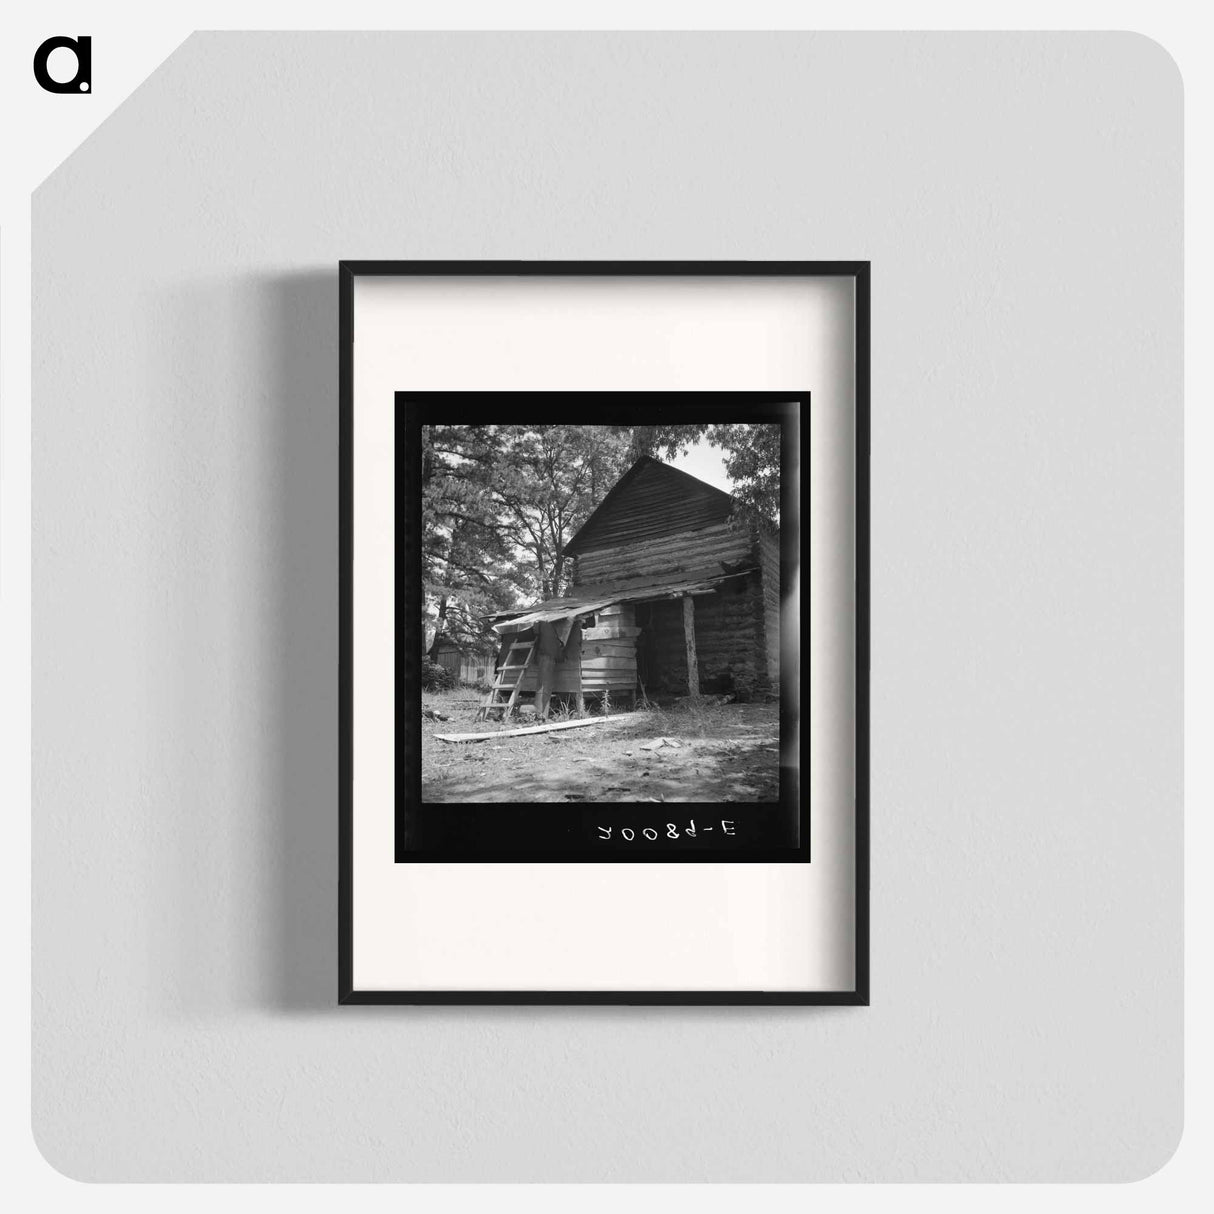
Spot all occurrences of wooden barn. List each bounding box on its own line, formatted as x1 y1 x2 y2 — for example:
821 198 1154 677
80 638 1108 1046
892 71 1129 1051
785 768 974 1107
479 457 780 719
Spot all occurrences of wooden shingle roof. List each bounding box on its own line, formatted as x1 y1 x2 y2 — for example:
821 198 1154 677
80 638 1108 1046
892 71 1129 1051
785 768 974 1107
561 456 740 557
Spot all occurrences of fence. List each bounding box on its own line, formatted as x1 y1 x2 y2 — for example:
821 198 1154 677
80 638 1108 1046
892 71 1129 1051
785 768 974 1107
434 649 495 686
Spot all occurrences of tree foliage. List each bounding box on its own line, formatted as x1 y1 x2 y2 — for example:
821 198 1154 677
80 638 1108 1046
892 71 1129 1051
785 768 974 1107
421 424 633 657
629 424 782 520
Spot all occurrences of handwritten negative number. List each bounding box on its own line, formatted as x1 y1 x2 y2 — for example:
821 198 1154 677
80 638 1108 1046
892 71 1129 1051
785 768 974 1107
596 820 736 842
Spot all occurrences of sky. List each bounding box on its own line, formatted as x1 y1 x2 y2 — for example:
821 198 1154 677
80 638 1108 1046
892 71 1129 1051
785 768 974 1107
665 438 733 493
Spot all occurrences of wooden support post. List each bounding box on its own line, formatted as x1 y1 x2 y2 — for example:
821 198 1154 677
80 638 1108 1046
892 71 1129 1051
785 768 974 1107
568 620 584 714
537 655 555 720
682 594 699 697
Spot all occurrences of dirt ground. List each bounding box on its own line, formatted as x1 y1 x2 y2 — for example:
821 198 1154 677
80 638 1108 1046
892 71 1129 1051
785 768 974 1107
421 688 780 803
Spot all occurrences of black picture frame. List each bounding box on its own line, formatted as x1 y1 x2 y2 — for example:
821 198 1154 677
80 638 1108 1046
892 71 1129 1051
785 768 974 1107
339 261 870 1006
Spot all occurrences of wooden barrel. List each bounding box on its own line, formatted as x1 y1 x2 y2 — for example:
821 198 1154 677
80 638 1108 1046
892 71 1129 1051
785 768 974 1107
596 604 635 623
579 635 636 691
514 632 637 694
582 624 641 640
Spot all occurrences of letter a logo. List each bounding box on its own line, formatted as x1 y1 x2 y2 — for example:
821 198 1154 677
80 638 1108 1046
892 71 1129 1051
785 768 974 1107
34 35 92 94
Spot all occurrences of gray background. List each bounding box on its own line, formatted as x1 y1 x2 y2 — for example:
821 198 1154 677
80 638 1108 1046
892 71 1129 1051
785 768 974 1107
32 33 1182 1181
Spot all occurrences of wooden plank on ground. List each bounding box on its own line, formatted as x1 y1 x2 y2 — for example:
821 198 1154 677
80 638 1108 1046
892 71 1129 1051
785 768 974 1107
434 715 633 744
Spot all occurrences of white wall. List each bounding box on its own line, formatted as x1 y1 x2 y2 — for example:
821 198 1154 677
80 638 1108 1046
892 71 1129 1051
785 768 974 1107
32 32 1182 1181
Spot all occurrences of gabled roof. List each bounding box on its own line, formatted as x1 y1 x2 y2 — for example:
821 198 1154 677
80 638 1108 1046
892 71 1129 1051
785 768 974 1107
561 456 743 557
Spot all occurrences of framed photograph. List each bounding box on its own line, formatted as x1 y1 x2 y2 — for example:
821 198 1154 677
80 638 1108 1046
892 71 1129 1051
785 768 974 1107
340 262 869 1004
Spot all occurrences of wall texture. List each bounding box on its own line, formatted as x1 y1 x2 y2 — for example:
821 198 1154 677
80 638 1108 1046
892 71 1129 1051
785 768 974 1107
637 578 769 697
32 32 1182 1181
573 519 753 583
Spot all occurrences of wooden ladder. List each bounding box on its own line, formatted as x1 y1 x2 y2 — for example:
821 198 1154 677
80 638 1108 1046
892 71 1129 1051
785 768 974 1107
475 638 536 721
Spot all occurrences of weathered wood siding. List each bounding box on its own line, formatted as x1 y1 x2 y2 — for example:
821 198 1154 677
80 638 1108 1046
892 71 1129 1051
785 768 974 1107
637 573 770 697
564 458 737 555
434 646 495 685
513 624 637 696
570 519 779 698
572 521 753 585
758 531 781 690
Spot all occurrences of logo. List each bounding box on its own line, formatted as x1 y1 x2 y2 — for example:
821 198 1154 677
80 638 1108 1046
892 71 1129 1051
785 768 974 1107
33 35 91 94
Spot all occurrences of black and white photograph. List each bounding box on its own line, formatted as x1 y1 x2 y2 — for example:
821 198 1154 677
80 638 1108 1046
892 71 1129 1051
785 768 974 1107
399 395 805 861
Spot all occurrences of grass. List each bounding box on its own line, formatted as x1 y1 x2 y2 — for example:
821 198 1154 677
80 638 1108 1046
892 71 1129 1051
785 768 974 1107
619 695 725 739
420 684 757 743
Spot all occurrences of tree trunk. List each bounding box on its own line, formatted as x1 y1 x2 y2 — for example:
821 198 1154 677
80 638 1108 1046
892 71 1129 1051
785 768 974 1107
421 425 434 486
428 595 448 660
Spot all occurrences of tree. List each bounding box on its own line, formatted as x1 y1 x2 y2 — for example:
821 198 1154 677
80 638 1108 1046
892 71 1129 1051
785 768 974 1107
421 425 516 658
628 423 782 520
420 424 633 657
487 426 632 601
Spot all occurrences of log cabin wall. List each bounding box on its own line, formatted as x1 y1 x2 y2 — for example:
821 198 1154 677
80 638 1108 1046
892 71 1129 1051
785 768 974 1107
637 573 770 698
571 520 753 585
571 518 779 698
